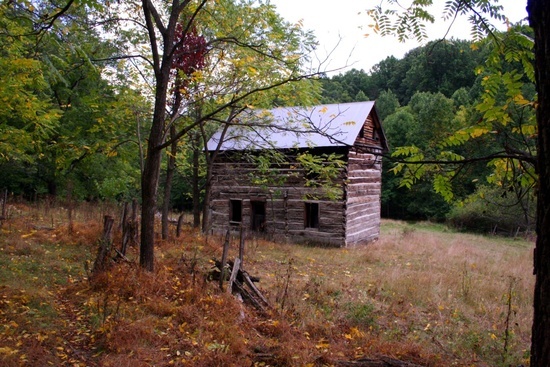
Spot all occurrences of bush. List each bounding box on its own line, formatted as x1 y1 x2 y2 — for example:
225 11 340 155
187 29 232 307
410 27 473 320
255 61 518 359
446 185 535 235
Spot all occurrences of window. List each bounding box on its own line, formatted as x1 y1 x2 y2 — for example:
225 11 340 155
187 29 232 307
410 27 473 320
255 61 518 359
229 199 242 223
304 202 319 229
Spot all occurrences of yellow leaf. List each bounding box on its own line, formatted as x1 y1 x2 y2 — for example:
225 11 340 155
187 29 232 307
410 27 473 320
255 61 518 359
21 231 36 238
0 347 19 356
36 334 48 342
470 128 488 138
315 338 329 349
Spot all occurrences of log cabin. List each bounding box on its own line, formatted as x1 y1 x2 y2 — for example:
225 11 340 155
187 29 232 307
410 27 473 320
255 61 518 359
206 101 388 247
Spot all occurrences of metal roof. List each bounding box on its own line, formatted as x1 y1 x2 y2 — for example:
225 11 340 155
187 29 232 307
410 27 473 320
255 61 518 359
206 101 376 151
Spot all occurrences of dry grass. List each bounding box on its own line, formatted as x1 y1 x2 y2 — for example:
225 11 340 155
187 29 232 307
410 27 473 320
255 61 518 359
0 203 534 366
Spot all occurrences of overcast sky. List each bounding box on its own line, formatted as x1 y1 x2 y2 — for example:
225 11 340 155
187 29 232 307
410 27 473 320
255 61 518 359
270 0 529 75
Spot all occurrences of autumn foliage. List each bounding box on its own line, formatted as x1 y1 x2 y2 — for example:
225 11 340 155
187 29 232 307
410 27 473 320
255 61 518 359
171 22 208 92
0 202 533 366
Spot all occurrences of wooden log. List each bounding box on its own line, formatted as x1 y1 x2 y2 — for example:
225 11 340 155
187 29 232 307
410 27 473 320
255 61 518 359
219 229 230 290
239 225 245 270
119 199 139 256
211 259 260 283
91 215 115 275
242 272 270 308
227 257 241 293
114 248 131 263
233 279 266 313
120 202 130 257
31 225 55 231
120 202 128 231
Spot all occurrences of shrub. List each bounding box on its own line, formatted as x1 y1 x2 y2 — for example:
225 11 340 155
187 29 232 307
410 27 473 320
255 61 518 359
447 185 535 235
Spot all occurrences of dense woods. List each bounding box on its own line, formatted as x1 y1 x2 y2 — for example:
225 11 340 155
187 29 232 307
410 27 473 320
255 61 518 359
1 13 534 234
0 1 536 236
319 35 536 234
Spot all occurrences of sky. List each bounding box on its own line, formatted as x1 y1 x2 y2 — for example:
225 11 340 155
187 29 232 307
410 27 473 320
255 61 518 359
270 0 529 75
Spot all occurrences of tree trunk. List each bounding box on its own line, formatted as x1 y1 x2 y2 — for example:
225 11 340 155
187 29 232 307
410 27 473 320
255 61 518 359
192 144 201 228
200 115 233 233
140 70 169 272
201 163 213 233
140 144 162 272
161 125 177 239
528 0 550 365
139 0 179 272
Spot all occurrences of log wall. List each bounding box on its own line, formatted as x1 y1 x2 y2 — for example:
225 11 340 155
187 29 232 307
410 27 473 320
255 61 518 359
208 152 348 246
344 149 383 245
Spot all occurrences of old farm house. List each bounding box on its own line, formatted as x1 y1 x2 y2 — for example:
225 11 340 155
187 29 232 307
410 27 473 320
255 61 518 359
206 101 388 247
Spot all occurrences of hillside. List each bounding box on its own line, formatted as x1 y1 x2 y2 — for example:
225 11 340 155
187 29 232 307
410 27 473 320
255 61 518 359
0 203 533 366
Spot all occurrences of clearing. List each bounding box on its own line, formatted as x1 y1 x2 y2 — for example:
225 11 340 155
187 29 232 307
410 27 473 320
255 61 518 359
0 202 533 366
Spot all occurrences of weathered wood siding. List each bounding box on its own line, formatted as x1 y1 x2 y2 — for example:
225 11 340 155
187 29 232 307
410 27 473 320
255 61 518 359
344 149 382 245
208 151 348 246
356 115 383 148
342 114 384 245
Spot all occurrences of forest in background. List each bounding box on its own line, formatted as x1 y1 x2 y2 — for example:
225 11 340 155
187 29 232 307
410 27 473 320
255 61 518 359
319 34 536 234
0 1 535 236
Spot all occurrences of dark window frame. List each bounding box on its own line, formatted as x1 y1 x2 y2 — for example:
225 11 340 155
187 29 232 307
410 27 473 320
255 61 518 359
229 199 242 224
304 202 320 229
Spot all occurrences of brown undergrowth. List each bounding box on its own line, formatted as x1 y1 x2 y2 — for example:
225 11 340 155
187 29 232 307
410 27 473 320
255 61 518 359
0 203 534 366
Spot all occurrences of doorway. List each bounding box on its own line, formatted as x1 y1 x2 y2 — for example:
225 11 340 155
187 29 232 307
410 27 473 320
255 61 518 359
250 201 266 232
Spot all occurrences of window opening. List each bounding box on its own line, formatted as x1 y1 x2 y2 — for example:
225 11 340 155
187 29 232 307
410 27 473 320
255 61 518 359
230 199 242 223
304 202 319 229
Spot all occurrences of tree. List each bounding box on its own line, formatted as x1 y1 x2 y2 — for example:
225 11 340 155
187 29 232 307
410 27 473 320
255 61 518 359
381 95 455 220
0 3 61 192
527 1 550 364
0 1 144 200
401 39 483 101
370 0 549 364
137 0 319 271
375 89 400 121
157 1 321 237
320 40 484 106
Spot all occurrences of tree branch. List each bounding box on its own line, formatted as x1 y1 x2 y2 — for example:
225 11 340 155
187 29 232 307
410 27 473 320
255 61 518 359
156 71 323 151
38 0 76 32
142 0 161 74
387 151 537 166
91 54 155 69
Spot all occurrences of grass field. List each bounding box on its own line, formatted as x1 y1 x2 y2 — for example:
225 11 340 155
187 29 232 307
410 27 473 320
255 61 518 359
0 202 534 366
